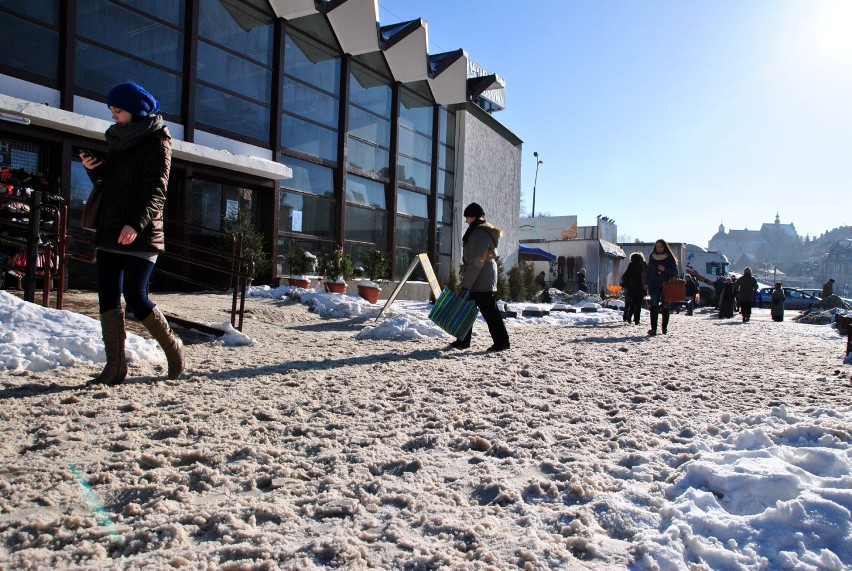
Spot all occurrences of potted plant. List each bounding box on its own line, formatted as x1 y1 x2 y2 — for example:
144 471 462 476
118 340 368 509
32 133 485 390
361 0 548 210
357 249 388 304
319 245 353 294
287 241 315 288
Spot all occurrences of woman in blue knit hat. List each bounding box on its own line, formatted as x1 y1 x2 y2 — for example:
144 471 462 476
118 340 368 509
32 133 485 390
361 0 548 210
79 82 184 385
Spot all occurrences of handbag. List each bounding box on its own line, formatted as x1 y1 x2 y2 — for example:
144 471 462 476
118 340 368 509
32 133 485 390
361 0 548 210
80 180 104 231
428 287 479 339
662 278 686 303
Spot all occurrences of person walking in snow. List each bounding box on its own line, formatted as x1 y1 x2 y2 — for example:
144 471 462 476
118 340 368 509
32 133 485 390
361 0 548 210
620 252 647 325
80 82 184 386
449 202 510 352
736 267 758 322
645 239 679 335
771 282 786 322
821 278 834 299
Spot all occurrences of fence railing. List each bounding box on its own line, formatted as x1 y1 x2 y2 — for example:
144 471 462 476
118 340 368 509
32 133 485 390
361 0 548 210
3 188 254 331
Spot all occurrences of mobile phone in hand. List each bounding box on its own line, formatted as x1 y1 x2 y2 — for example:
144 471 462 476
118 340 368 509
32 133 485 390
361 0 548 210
79 149 95 159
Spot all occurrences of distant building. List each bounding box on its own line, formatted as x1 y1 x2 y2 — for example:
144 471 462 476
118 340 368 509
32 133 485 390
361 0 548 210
821 238 852 292
519 215 624 295
709 214 798 265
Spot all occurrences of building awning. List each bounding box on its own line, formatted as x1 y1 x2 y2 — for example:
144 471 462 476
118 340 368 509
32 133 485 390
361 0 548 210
518 244 557 262
0 94 291 181
599 240 626 259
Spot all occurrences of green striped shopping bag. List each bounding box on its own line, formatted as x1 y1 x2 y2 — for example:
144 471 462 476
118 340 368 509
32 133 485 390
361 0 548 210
428 288 478 338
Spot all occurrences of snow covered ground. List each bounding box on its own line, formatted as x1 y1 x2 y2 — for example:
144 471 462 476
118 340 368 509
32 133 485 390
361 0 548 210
1 286 850 569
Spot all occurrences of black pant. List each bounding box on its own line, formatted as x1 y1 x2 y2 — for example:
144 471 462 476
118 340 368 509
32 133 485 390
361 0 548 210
458 291 509 346
740 301 753 320
97 249 156 319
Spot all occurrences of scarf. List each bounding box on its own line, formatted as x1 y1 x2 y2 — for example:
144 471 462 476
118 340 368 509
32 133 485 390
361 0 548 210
105 115 165 151
650 251 669 261
462 218 485 244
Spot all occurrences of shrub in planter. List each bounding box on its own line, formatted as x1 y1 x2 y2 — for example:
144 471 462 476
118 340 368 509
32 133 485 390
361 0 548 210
361 250 389 282
287 242 316 287
319 245 354 292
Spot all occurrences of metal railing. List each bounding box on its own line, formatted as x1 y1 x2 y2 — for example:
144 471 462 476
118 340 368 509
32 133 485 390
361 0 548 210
65 220 254 331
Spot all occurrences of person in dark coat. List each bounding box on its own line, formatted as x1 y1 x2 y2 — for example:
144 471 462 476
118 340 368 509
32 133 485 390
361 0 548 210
737 267 758 322
620 252 647 325
822 278 835 299
577 268 588 293
450 202 510 352
645 239 679 335
81 82 184 386
771 282 785 322
718 277 736 318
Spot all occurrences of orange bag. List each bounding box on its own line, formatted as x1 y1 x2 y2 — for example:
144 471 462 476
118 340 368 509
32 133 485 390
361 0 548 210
662 279 686 303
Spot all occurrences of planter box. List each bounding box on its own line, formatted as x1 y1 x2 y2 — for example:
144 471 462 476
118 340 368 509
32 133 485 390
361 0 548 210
500 310 518 319
357 284 381 304
324 281 347 294
287 277 310 288
836 314 850 335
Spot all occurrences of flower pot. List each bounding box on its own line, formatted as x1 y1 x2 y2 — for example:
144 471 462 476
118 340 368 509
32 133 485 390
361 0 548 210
288 277 310 288
324 281 347 294
357 284 381 304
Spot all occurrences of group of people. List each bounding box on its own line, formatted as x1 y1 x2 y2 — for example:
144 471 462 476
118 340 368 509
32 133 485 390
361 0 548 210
620 239 679 335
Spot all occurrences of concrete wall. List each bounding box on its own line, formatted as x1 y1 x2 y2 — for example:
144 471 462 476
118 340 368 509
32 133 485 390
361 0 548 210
455 104 522 273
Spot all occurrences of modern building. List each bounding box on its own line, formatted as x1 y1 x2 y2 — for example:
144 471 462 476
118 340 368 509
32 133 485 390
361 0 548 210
0 1 521 290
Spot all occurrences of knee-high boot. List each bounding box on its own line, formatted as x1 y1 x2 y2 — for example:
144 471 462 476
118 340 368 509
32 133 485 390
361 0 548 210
141 307 184 379
89 308 127 386
648 306 658 335
661 307 670 334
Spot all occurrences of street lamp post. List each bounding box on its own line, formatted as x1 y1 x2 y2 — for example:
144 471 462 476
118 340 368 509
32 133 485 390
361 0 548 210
532 151 543 217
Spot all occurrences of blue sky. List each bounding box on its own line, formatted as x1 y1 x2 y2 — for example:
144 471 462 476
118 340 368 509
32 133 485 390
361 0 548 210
378 0 852 247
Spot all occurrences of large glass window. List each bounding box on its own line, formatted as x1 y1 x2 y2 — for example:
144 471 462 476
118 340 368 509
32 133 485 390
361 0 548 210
345 175 386 209
74 1 184 112
281 156 334 198
397 89 433 191
347 64 391 179
195 0 274 142
279 191 335 238
345 205 387 245
0 3 59 81
282 115 338 163
397 189 427 218
395 216 428 251
282 30 340 163
437 107 456 197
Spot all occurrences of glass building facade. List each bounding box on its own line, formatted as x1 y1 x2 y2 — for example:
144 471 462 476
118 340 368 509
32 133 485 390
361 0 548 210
0 1 519 288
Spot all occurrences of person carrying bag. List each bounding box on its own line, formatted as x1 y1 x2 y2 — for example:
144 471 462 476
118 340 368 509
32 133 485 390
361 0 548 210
447 203 510 352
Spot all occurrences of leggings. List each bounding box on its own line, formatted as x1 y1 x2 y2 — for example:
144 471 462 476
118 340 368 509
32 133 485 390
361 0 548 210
97 249 156 320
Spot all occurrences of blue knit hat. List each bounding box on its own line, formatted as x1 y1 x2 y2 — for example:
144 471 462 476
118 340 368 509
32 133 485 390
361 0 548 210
106 82 160 117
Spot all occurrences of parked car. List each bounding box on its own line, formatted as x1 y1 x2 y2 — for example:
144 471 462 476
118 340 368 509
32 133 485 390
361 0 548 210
758 287 820 310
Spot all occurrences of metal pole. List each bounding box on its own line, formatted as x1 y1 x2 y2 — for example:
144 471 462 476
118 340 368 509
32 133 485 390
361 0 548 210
24 190 42 303
532 152 543 217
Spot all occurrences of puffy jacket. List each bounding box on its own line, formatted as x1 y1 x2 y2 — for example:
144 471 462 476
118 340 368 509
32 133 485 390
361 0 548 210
460 222 501 292
91 126 171 253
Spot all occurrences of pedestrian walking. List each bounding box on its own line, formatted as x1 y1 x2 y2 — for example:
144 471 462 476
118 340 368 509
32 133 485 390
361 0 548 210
81 82 185 385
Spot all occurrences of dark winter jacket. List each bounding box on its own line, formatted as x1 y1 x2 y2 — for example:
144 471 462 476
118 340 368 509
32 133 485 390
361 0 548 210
645 252 678 294
685 276 698 297
737 274 758 304
89 126 172 253
621 259 647 296
460 220 502 292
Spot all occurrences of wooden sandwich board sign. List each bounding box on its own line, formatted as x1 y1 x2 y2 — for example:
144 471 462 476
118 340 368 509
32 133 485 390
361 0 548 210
375 253 442 321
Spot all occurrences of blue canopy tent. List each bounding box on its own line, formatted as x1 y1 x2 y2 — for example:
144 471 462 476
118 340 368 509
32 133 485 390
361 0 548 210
518 244 557 262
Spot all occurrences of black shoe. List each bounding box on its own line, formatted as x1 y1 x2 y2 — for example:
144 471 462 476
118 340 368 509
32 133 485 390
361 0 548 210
647 329 657 336
450 340 470 349
486 343 510 352
662 328 667 334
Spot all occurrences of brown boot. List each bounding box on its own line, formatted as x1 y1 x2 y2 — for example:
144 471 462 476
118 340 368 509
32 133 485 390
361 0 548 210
141 306 184 379
89 308 128 386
